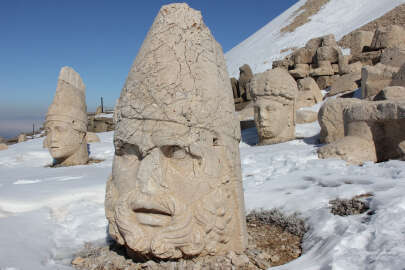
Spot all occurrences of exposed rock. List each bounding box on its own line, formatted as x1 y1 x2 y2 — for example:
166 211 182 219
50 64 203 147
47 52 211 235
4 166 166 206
374 86 405 101
326 73 361 98
289 63 310 79
305 36 323 54
105 3 247 260
380 47 405 67
329 196 370 216
371 25 405 50
85 132 100 143
296 77 323 108
239 64 254 101
250 68 297 145
310 61 334 76
361 63 400 99
350 31 374 55
293 48 314 64
318 98 361 144
332 64 339 74
0 143 7 151
399 141 405 160
44 66 88 166
17 134 26 143
88 114 114 133
316 46 340 63
296 110 318 124
231 77 243 103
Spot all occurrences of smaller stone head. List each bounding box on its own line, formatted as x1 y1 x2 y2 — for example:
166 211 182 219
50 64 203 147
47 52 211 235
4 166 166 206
44 66 88 166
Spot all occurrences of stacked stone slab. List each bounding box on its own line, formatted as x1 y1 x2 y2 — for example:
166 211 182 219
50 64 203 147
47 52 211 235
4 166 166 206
249 68 298 145
105 3 247 260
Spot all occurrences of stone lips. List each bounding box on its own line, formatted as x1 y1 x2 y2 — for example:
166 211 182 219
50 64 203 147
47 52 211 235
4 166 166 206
108 3 247 260
46 66 87 132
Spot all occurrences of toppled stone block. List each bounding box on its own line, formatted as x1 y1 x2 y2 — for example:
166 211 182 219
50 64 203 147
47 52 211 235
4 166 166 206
371 25 405 50
250 68 298 145
374 86 405 101
305 37 323 54
350 30 374 55
361 63 400 99
326 73 361 98
293 48 314 64
311 61 334 76
316 46 340 63
296 77 323 108
289 64 310 79
380 48 405 68
296 110 318 124
322 34 337 47
318 98 362 144
316 75 335 90
351 50 382 66
272 58 294 70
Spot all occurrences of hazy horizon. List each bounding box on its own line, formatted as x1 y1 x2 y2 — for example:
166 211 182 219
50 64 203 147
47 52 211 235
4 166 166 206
1 0 298 139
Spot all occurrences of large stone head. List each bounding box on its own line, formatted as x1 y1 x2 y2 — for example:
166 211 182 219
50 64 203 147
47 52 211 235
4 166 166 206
250 68 298 144
105 3 247 260
44 66 88 166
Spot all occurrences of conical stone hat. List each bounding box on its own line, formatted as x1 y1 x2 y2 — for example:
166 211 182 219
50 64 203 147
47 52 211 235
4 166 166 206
46 66 87 132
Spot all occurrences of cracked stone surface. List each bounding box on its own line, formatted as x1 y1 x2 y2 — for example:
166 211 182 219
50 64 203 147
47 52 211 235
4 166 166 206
44 66 88 166
106 3 247 260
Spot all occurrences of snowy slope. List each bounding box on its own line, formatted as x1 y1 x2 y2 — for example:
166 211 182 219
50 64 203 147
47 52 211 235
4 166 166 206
225 0 405 77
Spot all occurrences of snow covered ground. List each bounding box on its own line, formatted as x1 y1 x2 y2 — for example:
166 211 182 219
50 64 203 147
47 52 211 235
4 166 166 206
1 112 405 269
225 0 405 77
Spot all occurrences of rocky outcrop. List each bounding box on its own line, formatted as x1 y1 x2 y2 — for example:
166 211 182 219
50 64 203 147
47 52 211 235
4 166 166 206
44 66 88 166
105 3 247 260
250 68 298 145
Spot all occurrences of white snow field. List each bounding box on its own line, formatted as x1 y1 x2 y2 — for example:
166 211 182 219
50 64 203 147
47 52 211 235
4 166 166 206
225 0 405 78
1 114 405 269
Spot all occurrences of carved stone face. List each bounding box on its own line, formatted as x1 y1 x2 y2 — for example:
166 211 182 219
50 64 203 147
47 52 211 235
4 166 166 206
111 132 234 259
255 99 289 139
45 121 84 160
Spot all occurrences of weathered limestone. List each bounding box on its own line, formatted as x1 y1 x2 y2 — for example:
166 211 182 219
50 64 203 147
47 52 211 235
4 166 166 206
0 143 7 151
310 61 334 76
380 48 405 68
296 77 322 108
371 25 405 50
293 48 314 64
289 64 310 79
361 63 400 99
86 132 100 143
44 66 88 166
250 68 298 145
319 100 405 164
272 58 293 70
374 86 405 101
305 37 323 54
296 110 318 124
326 73 361 98
239 64 253 101
318 98 361 144
18 134 27 143
316 46 339 63
105 3 247 260
322 34 337 47
391 64 405 88
316 75 335 90
350 31 374 55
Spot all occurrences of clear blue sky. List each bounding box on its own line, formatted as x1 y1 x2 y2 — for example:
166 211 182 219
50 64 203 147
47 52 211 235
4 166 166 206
0 0 298 138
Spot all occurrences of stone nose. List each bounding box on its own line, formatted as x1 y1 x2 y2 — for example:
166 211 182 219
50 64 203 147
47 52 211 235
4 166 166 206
136 148 166 195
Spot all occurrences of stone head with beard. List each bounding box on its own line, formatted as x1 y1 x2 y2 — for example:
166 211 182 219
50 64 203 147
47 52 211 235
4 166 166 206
105 3 247 259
